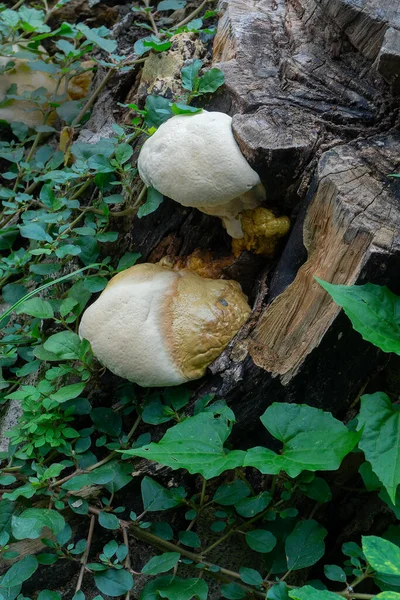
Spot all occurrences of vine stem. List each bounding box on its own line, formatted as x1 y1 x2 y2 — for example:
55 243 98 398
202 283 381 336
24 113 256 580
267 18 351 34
85 506 376 600
172 0 214 30
75 515 96 592
53 415 142 487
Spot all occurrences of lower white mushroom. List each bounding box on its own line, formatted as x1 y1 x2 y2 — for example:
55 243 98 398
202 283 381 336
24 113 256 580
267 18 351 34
79 263 251 387
137 111 266 238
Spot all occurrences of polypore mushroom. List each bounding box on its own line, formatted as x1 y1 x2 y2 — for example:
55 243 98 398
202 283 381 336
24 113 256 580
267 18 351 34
0 45 92 128
79 263 250 387
137 111 266 238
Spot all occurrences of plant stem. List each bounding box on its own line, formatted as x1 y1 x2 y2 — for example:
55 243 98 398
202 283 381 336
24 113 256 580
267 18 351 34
71 68 115 127
75 515 96 592
172 0 213 30
53 415 141 488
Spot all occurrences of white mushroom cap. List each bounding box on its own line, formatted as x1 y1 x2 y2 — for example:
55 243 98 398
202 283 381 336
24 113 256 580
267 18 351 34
137 111 265 238
79 263 250 387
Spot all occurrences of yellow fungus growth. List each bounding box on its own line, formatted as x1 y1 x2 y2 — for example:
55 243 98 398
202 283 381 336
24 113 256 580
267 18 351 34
232 207 290 257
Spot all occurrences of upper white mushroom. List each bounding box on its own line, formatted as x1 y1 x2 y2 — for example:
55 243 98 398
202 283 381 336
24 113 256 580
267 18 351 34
137 111 266 238
79 263 250 387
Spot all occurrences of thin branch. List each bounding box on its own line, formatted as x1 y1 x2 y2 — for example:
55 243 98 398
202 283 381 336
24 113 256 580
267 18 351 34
75 515 96 592
172 0 213 30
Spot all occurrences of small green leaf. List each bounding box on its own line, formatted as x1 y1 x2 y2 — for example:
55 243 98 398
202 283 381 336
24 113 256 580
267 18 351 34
178 531 201 548
181 59 202 91
11 509 65 540
158 0 186 10
285 520 327 571
115 143 133 165
38 591 61 600
141 476 183 511
50 382 86 403
221 582 246 599
94 568 133 597
138 187 163 218
44 331 81 359
324 565 346 582
19 223 52 242
91 407 122 437
267 582 290 599
15 297 54 319
239 567 263 586
0 555 38 587
198 68 225 93
142 552 180 575
235 492 271 517
141 576 207 600
245 529 276 553
98 512 120 530
214 480 250 505
117 252 141 271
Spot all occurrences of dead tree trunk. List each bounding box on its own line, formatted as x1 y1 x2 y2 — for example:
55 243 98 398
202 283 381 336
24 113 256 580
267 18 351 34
81 0 400 442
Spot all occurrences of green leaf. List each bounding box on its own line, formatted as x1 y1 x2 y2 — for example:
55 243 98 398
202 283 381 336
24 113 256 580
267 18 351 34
0 475 16 486
324 565 346 582
316 280 400 354
234 492 271 517
363 536 400 575
171 103 202 116
376 594 400 599
98 512 120 530
19 223 52 242
143 37 172 53
44 331 81 359
121 411 245 479
117 252 141 271
285 520 327 571
158 0 186 10
15 297 54 319
244 403 360 477
181 59 202 91
289 587 341 600
141 576 208 600
239 567 263 586
94 568 133 597
214 480 250 505
115 143 133 165
2 284 27 305
11 509 65 540
301 478 332 503
141 476 183 511
138 187 163 218
144 95 173 128
38 592 61 600
357 392 400 503
179 531 201 548
0 556 37 589
163 387 191 411
221 583 245 599
91 407 122 437
142 552 180 575
42 463 66 480
50 382 86 403
267 582 289 600
198 68 225 93
245 529 276 553
76 23 117 53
